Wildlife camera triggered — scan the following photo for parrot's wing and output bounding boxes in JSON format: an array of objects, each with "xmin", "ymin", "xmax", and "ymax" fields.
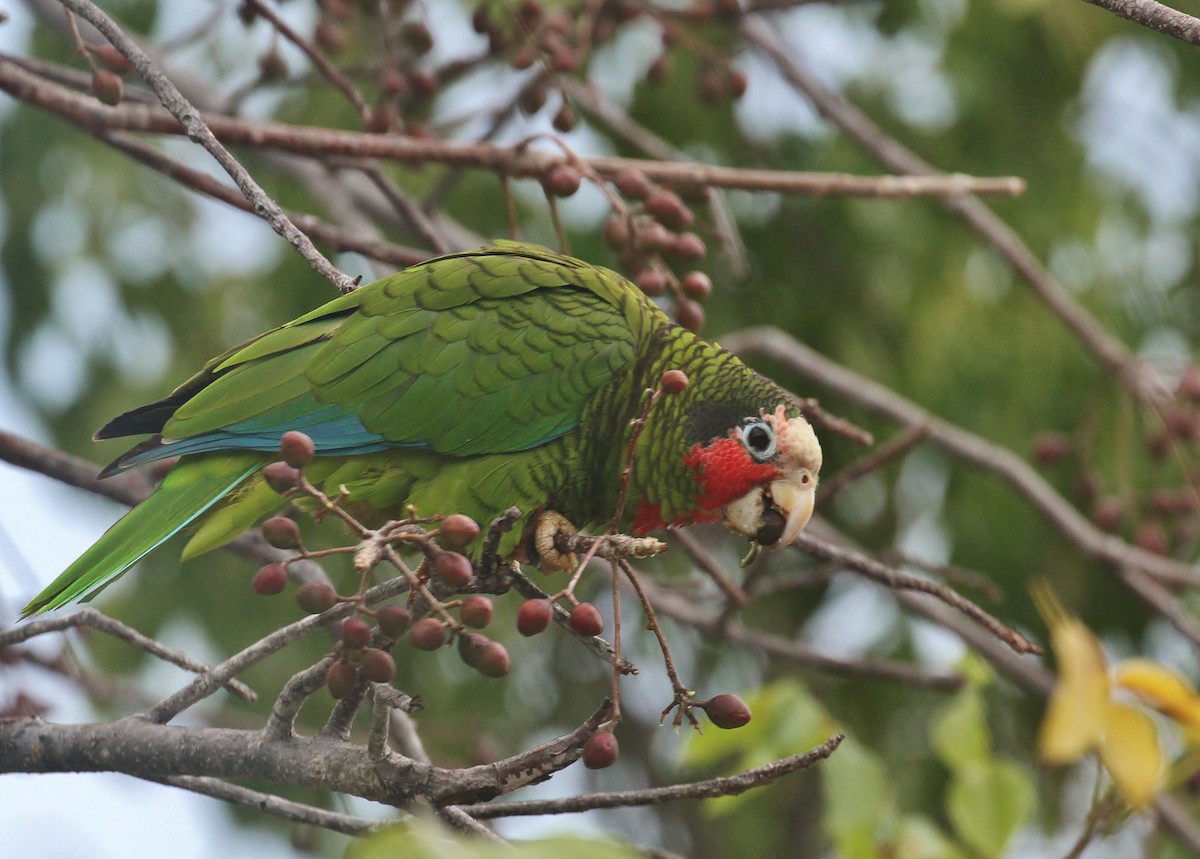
[
  {"xmin": 21, "ymin": 454, "xmax": 261, "ymax": 616},
  {"xmin": 100, "ymin": 245, "xmax": 643, "ymax": 472}
]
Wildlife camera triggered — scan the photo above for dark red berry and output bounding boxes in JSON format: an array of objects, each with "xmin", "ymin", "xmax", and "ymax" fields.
[
  {"xmin": 457, "ymin": 631, "xmax": 486, "ymax": 666},
  {"xmin": 262, "ymin": 516, "xmax": 302, "ymax": 550},
  {"xmin": 340, "ymin": 616, "xmax": 372, "ymax": 650},
  {"xmin": 326, "ymin": 660, "xmax": 358, "ymax": 699},
  {"xmin": 410, "ymin": 618, "xmax": 447, "ymax": 651},
  {"xmin": 645, "ymin": 189, "xmax": 693, "ymax": 228},
  {"xmin": 474, "ymin": 639, "xmax": 511, "ymax": 678},
  {"xmin": 603, "ymin": 215, "xmax": 631, "ymax": 249},
  {"xmin": 91, "ymin": 69, "xmax": 123, "ymax": 105},
  {"xmin": 704, "ymin": 694, "xmax": 752, "ymax": 729},
  {"xmin": 262, "ymin": 461, "xmax": 300, "ymax": 493},
  {"xmin": 637, "ymin": 221, "xmax": 673, "ymax": 251},
  {"xmin": 295, "ymin": 582, "xmax": 338, "ymax": 614},
  {"xmin": 435, "ymin": 552, "xmax": 475, "ymax": 589},
  {"xmin": 439, "ymin": 514, "xmax": 481, "ymax": 549},
  {"xmin": 671, "ymin": 233, "xmax": 706, "ymax": 262},
  {"xmin": 583, "ymin": 731, "xmax": 619, "ymax": 768},
  {"xmin": 1031, "ymin": 433, "xmax": 1071, "ymax": 466},
  {"xmin": 679, "ymin": 270, "xmax": 713, "ymax": 300},
  {"xmin": 376, "ymin": 604, "xmax": 413, "ymax": 637},
  {"xmin": 361, "ymin": 648, "xmax": 396, "ymax": 683},
  {"xmin": 728, "ymin": 68, "xmax": 748, "ymax": 98},
  {"xmin": 1135, "ymin": 521, "xmax": 1169, "ymax": 556},
  {"xmin": 517, "ymin": 599, "xmax": 553, "ymax": 636},
  {"xmin": 569, "ymin": 602, "xmax": 604, "ymax": 637},
  {"xmin": 252, "ymin": 563, "xmax": 287, "ymax": 595},
  {"xmin": 280, "ymin": 431, "xmax": 316, "ymax": 468},
  {"xmin": 614, "ymin": 169, "xmax": 652, "ymax": 198},
  {"xmin": 544, "ymin": 164, "xmax": 582, "ymax": 197},
  {"xmin": 635, "ymin": 267, "xmax": 667, "ymax": 296},
  {"xmin": 1091, "ymin": 497, "xmax": 1123, "ymax": 533},
  {"xmin": 660, "ymin": 370, "xmax": 689, "ymax": 394},
  {"xmin": 460, "ymin": 595, "xmax": 494, "ymax": 629},
  {"xmin": 552, "ymin": 102, "xmax": 578, "ymax": 132},
  {"xmin": 676, "ymin": 299, "xmax": 705, "ymax": 332}
]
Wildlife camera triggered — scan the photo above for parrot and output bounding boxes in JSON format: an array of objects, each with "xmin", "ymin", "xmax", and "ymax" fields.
[{"xmin": 23, "ymin": 242, "xmax": 821, "ymax": 616}]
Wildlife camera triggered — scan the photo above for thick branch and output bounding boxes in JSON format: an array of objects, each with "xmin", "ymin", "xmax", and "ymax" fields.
[
  {"xmin": 1079, "ymin": 0, "xmax": 1200, "ymax": 45},
  {"xmin": 0, "ymin": 55, "xmax": 1024, "ymax": 200},
  {"xmin": 1, "ymin": 701, "xmax": 611, "ymax": 806}
]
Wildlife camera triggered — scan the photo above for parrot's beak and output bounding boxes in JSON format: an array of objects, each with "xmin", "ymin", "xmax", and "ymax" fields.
[
  {"xmin": 720, "ymin": 470, "xmax": 817, "ymax": 550},
  {"xmin": 767, "ymin": 477, "xmax": 816, "ymax": 548}
]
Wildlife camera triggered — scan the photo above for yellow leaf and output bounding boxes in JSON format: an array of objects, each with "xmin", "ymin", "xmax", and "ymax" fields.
[
  {"xmin": 1114, "ymin": 659, "xmax": 1200, "ymax": 735},
  {"xmin": 1098, "ymin": 701, "xmax": 1165, "ymax": 808},
  {"xmin": 1038, "ymin": 616, "xmax": 1109, "ymax": 763}
]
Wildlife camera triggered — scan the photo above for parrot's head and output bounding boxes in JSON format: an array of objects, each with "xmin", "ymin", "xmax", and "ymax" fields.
[{"xmin": 681, "ymin": 405, "xmax": 822, "ymax": 550}]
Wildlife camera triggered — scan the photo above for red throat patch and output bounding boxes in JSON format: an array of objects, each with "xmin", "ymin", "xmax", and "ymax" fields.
[{"xmin": 630, "ymin": 436, "xmax": 782, "ymax": 534}]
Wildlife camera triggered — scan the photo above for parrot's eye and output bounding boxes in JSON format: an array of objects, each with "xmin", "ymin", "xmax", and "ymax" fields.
[{"xmin": 741, "ymin": 419, "xmax": 777, "ymax": 461}]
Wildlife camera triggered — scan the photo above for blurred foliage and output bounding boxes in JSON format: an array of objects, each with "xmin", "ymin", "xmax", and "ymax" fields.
[{"xmin": 4, "ymin": 0, "xmax": 1200, "ymax": 856}]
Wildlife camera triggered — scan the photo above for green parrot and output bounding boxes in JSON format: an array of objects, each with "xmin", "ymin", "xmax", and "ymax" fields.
[{"xmin": 23, "ymin": 242, "xmax": 821, "ymax": 616}]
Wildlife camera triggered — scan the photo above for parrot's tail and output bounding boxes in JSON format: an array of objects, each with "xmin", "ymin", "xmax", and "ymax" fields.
[{"xmin": 21, "ymin": 454, "xmax": 262, "ymax": 617}]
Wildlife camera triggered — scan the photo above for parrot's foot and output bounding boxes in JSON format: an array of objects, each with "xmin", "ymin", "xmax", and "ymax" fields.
[{"xmin": 529, "ymin": 510, "xmax": 578, "ymax": 573}]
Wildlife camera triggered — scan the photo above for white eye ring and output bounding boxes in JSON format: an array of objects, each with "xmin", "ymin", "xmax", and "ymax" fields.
[{"xmin": 741, "ymin": 419, "xmax": 777, "ymax": 461}]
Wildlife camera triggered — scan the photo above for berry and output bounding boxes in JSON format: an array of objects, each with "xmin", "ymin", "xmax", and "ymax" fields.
[
  {"xmin": 613, "ymin": 169, "xmax": 652, "ymax": 198},
  {"xmin": 583, "ymin": 731, "xmax": 619, "ymax": 768},
  {"xmin": 361, "ymin": 648, "xmax": 396, "ymax": 683},
  {"xmin": 262, "ymin": 516, "xmax": 302, "ymax": 550},
  {"xmin": 1031, "ymin": 433, "xmax": 1071, "ymax": 466},
  {"xmin": 91, "ymin": 69, "xmax": 123, "ymax": 106},
  {"xmin": 603, "ymin": 215, "xmax": 630, "ymax": 249},
  {"xmin": 1091, "ymin": 497, "xmax": 1123, "ymax": 533},
  {"xmin": 434, "ymin": 552, "xmax": 475, "ymax": 589},
  {"xmin": 295, "ymin": 582, "xmax": 338, "ymax": 614},
  {"xmin": 679, "ymin": 270, "xmax": 713, "ymax": 300},
  {"xmin": 460, "ymin": 595, "xmax": 494, "ymax": 629},
  {"xmin": 326, "ymin": 660, "xmax": 358, "ymax": 699},
  {"xmin": 553, "ymin": 102, "xmax": 578, "ymax": 133},
  {"xmin": 376, "ymin": 604, "xmax": 413, "ymax": 637},
  {"xmin": 543, "ymin": 164, "xmax": 582, "ymax": 197},
  {"xmin": 634, "ymin": 267, "xmax": 667, "ymax": 296},
  {"xmin": 340, "ymin": 616, "xmax": 372, "ymax": 650},
  {"xmin": 439, "ymin": 514, "xmax": 481, "ymax": 549},
  {"xmin": 517, "ymin": 599, "xmax": 553, "ymax": 636},
  {"xmin": 262, "ymin": 461, "xmax": 300, "ymax": 493},
  {"xmin": 671, "ymin": 233, "xmax": 706, "ymax": 262},
  {"xmin": 660, "ymin": 369, "xmax": 689, "ymax": 394},
  {"xmin": 645, "ymin": 189, "xmax": 693, "ymax": 228},
  {"xmin": 410, "ymin": 618, "xmax": 447, "ymax": 651},
  {"xmin": 252, "ymin": 563, "xmax": 287, "ymax": 595},
  {"xmin": 755, "ymin": 508, "xmax": 786, "ymax": 547},
  {"xmin": 280, "ymin": 431, "xmax": 316, "ymax": 468},
  {"xmin": 568, "ymin": 602, "xmax": 604, "ymax": 637},
  {"xmin": 703, "ymin": 694, "xmax": 752, "ymax": 729},
  {"xmin": 676, "ymin": 299, "xmax": 705, "ymax": 332},
  {"xmin": 728, "ymin": 68, "xmax": 749, "ymax": 98},
  {"xmin": 475, "ymin": 639, "xmax": 511, "ymax": 678},
  {"xmin": 457, "ymin": 631, "xmax": 486, "ymax": 666}
]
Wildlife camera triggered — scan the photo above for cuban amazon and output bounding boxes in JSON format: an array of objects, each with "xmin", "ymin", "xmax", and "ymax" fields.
[{"xmin": 24, "ymin": 242, "xmax": 821, "ymax": 616}]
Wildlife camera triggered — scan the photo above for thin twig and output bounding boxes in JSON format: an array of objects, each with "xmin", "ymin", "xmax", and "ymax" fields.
[
  {"xmin": 460, "ymin": 733, "xmax": 845, "ymax": 818},
  {"xmin": 54, "ymin": 0, "xmax": 356, "ymax": 292},
  {"xmin": 1, "ymin": 608, "xmax": 255, "ymax": 700},
  {"xmin": 1078, "ymin": 0, "xmax": 1200, "ymax": 45}
]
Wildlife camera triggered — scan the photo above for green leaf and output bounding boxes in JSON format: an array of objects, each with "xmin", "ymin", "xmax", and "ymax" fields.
[
  {"xmin": 946, "ymin": 761, "xmax": 1035, "ymax": 859},
  {"xmin": 930, "ymin": 687, "xmax": 992, "ymax": 772},
  {"xmin": 823, "ymin": 738, "xmax": 899, "ymax": 855},
  {"xmin": 896, "ymin": 815, "xmax": 970, "ymax": 859},
  {"xmin": 346, "ymin": 819, "xmax": 643, "ymax": 859}
]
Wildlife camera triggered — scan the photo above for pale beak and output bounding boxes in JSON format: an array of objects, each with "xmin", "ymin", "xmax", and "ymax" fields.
[{"xmin": 767, "ymin": 476, "xmax": 816, "ymax": 548}]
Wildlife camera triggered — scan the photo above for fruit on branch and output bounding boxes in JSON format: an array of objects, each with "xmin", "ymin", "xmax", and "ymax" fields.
[
  {"xmin": 517, "ymin": 599, "xmax": 553, "ymax": 636},
  {"xmin": 360, "ymin": 647, "xmax": 396, "ymax": 683},
  {"xmin": 295, "ymin": 582, "xmax": 338, "ymax": 614},
  {"xmin": 24, "ymin": 242, "xmax": 821, "ymax": 616},
  {"xmin": 326, "ymin": 660, "xmax": 358, "ymax": 699},
  {"xmin": 568, "ymin": 602, "xmax": 604, "ymax": 637},
  {"xmin": 261, "ymin": 516, "xmax": 302, "ymax": 550},
  {"xmin": 252, "ymin": 563, "xmax": 288, "ymax": 595},
  {"xmin": 702, "ymin": 693, "xmax": 752, "ymax": 729},
  {"xmin": 376, "ymin": 604, "xmax": 413, "ymax": 636},
  {"xmin": 410, "ymin": 618, "xmax": 447, "ymax": 651},
  {"xmin": 460, "ymin": 595, "xmax": 494, "ymax": 629},
  {"xmin": 434, "ymin": 551, "xmax": 475, "ymax": 589},
  {"xmin": 340, "ymin": 616, "xmax": 372, "ymax": 650},
  {"xmin": 583, "ymin": 731, "xmax": 619, "ymax": 769}
]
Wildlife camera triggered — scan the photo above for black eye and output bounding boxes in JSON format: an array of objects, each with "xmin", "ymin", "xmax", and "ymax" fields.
[{"xmin": 742, "ymin": 420, "xmax": 776, "ymax": 461}]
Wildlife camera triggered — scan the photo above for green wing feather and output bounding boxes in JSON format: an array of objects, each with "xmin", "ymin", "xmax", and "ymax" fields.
[
  {"xmin": 25, "ymin": 243, "xmax": 660, "ymax": 616},
  {"xmin": 21, "ymin": 454, "xmax": 261, "ymax": 616}
]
